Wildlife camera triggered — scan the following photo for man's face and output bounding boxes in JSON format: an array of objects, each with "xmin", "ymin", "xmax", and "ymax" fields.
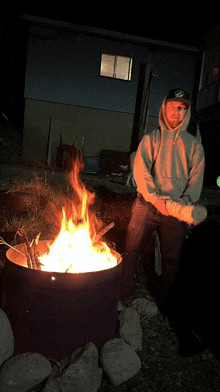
[{"xmin": 165, "ymin": 101, "xmax": 187, "ymax": 129}]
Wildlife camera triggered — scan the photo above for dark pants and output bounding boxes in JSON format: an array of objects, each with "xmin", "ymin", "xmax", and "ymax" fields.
[
  {"xmin": 168, "ymin": 220, "xmax": 220, "ymax": 357},
  {"xmin": 121, "ymin": 193, "xmax": 188, "ymax": 298}
]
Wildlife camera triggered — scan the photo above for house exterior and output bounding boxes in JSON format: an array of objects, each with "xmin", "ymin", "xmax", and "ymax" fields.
[
  {"xmin": 21, "ymin": 15, "xmax": 199, "ymax": 165},
  {"xmin": 195, "ymin": 24, "xmax": 220, "ymax": 186}
]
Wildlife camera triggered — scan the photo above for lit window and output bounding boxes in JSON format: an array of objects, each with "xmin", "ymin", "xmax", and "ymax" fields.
[{"xmin": 100, "ymin": 53, "xmax": 133, "ymax": 81}]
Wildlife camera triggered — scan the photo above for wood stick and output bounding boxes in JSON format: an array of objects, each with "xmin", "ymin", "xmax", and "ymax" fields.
[
  {"xmin": 46, "ymin": 116, "xmax": 53, "ymax": 165},
  {"xmin": 65, "ymin": 263, "xmax": 73, "ymax": 273},
  {"xmin": 93, "ymin": 222, "xmax": 115, "ymax": 244},
  {"xmin": 24, "ymin": 246, "xmax": 32, "ymax": 269},
  {"xmin": 73, "ymin": 134, "xmax": 77, "ymax": 148},
  {"xmin": 31, "ymin": 232, "xmax": 42, "ymax": 270},
  {"xmin": 17, "ymin": 228, "xmax": 37, "ymax": 269},
  {"xmin": 0, "ymin": 237, "xmax": 25, "ymax": 256}
]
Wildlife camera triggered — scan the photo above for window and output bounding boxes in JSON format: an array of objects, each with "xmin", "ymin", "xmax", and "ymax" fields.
[{"xmin": 100, "ymin": 53, "xmax": 133, "ymax": 81}]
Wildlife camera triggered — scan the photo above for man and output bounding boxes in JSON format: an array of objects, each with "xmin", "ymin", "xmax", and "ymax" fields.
[{"xmin": 120, "ymin": 88, "xmax": 205, "ymax": 312}]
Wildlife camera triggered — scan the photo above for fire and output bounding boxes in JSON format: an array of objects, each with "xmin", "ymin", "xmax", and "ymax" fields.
[{"xmin": 39, "ymin": 157, "xmax": 117, "ymax": 273}]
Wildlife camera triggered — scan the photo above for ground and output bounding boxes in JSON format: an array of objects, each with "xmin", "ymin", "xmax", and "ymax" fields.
[{"xmin": 0, "ymin": 163, "xmax": 220, "ymax": 392}]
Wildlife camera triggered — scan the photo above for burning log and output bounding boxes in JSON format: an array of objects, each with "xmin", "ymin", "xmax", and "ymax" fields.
[
  {"xmin": 17, "ymin": 228, "xmax": 36, "ymax": 269},
  {"xmin": 17, "ymin": 229, "xmax": 42, "ymax": 270},
  {"xmin": 30, "ymin": 232, "xmax": 44, "ymax": 270},
  {"xmin": 165, "ymin": 200, "xmax": 207, "ymax": 225}
]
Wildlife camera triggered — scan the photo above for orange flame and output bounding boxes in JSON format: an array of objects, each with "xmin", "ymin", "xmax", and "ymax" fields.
[{"xmin": 39, "ymin": 157, "xmax": 117, "ymax": 273}]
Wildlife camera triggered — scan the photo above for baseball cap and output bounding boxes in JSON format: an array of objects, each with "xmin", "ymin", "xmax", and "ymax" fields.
[{"xmin": 165, "ymin": 88, "xmax": 191, "ymax": 106}]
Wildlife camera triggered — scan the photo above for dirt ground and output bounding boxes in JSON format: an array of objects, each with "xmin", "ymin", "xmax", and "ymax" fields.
[{"xmin": 0, "ymin": 165, "xmax": 220, "ymax": 392}]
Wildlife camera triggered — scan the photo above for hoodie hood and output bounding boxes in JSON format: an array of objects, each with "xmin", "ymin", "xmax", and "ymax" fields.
[{"xmin": 159, "ymin": 96, "xmax": 191, "ymax": 140}]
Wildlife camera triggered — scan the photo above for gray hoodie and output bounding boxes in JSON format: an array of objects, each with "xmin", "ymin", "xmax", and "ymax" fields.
[{"xmin": 134, "ymin": 97, "xmax": 205, "ymax": 205}]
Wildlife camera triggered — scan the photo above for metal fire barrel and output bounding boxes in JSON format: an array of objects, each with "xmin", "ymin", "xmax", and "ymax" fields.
[{"xmin": 3, "ymin": 241, "xmax": 122, "ymax": 361}]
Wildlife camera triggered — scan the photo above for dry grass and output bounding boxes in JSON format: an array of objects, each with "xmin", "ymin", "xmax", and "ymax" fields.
[
  {"xmin": 0, "ymin": 178, "xmax": 71, "ymax": 241},
  {"xmin": 0, "ymin": 177, "xmax": 135, "ymax": 246}
]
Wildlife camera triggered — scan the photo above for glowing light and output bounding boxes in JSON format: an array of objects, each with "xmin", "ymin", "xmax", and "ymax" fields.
[{"xmin": 39, "ymin": 158, "xmax": 117, "ymax": 273}]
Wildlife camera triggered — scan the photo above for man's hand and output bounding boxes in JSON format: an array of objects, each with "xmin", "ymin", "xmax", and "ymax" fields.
[{"xmin": 154, "ymin": 199, "xmax": 169, "ymax": 216}]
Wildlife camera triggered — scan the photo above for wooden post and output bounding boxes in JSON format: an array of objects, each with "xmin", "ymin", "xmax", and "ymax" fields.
[{"xmin": 46, "ymin": 116, "xmax": 54, "ymax": 165}]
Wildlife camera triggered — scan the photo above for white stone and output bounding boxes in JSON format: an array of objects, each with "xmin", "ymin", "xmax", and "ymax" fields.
[
  {"xmin": 130, "ymin": 298, "xmax": 159, "ymax": 318},
  {"xmin": 119, "ymin": 307, "xmax": 143, "ymax": 351},
  {"xmin": 0, "ymin": 352, "xmax": 52, "ymax": 392},
  {"xmin": 118, "ymin": 301, "xmax": 125, "ymax": 312},
  {"xmin": 0, "ymin": 308, "xmax": 14, "ymax": 367},
  {"xmin": 100, "ymin": 338, "xmax": 141, "ymax": 386},
  {"xmin": 43, "ymin": 342, "xmax": 102, "ymax": 392}
]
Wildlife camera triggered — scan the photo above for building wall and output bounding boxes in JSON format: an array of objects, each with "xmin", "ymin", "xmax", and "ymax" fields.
[
  {"xmin": 23, "ymin": 26, "xmax": 150, "ymax": 162},
  {"xmin": 149, "ymin": 50, "xmax": 197, "ymax": 117},
  {"xmin": 23, "ymin": 99, "xmax": 134, "ymax": 162},
  {"xmin": 24, "ymin": 27, "xmax": 149, "ymax": 113},
  {"xmin": 23, "ymin": 24, "xmax": 198, "ymax": 163}
]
